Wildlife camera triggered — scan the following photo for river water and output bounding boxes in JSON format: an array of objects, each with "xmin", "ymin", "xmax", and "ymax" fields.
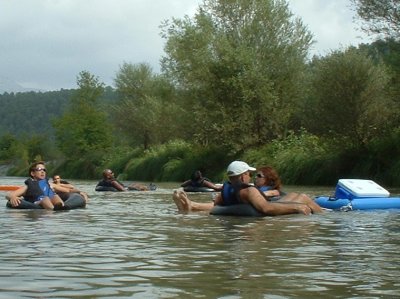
[{"xmin": 0, "ymin": 176, "xmax": 399, "ymax": 298}]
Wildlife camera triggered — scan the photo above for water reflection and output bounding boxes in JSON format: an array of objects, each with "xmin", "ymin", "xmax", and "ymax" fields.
[{"xmin": 0, "ymin": 177, "xmax": 399, "ymax": 298}]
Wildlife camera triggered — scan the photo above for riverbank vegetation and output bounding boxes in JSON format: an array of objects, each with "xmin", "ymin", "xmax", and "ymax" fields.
[{"xmin": 1, "ymin": 0, "xmax": 400, "ymax": 186}]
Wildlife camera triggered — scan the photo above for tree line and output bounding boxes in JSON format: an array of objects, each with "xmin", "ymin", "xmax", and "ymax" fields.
[{"xmin": 1, "ymin": 0, "xmax": 400, "ymax": 186}]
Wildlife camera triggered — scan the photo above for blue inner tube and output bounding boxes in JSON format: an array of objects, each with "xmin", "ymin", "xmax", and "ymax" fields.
[
  {"xmin": 315, "ymin": 196, "xmax": 400, "ymax": 210},
  {"xmin": 6, "ymin": 193, "xmax": 86, "ymax": 210},
  {"xmin": 210, "ymin": 204, "xmax": 264, "ymax": 217}
]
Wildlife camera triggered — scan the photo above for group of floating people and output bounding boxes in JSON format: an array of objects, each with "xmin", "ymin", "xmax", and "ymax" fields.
[
  {"xmin": 5, "ymin": 161, "xmax": 89, "ymax": 210},
  {"xmin": 174, "ymin": 161, "xmax": 323, "ymax": 216},
  {"xmin": 3, "ymin": 159, "xmax": 323, "ymax": 216},
  {"xmin": 3, "ymin": 161, "xmax": 157, "ymax": 210}
]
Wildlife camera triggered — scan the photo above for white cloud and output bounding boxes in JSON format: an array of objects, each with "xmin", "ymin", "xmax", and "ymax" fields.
[
  {"xmin": 0, "ymin": 0, "xmax": 371, "ymax": 91},
  {"xmin": 288, "ymin": 0, "xmax": 370, "ymax": 56},
  {"xmin": 1, "ymin": 0, "xmax": 199, "ymax": 90}
]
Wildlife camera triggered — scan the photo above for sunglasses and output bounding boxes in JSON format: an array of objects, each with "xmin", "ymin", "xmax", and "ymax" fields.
[
  {"xmin": 34, "ymin": 167, "xmax": 47, "ymax": 172},
  {"xmin": 256, "ymin": 174, "xmax": 265, "ymax": 178}
]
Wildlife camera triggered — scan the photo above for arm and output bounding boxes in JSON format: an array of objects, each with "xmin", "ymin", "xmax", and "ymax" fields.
[
  {"xmin": 59, "ymin": 183, "xmax": 83, "ymax": 194},
  {"xmin": 263, "ymin": 189, "xmax": 280, "ymax": 197},
  {"xmin": 51, "ymin": 183, "xmax": 89, "ymax": 202},
  {"xmin": 51, "ymin": 183, "xmax": 72, "ymax": 193},
  {"xmin": 244, "ymin": 187, "xmax": 311, "ymax": 216},
  {"xmin": 111, "ymin": 180, "xmax": 126, "ymax": 191},
  {"xmin": 59, "ymin": 182, "xmax": 75, "ymax": 190},
  {"xmin": 180, "ymin": 180, "xmax": 192, "ymax": 187},
  {"xmin": 5, "ymin": 185, "xmax": 28, "ymax": 207},
  {"xmin": 202, "ymin": 180, "xmax": 223, "ymax": 191}
]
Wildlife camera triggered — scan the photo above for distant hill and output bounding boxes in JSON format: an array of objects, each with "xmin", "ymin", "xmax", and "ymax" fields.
[
  {"xmin": 0, "ymin": 76, "xmax": 43, "ymax": 94},
  {"xmin": 0, "ymin": 87, "xmax": 118, "ymax": 138}
]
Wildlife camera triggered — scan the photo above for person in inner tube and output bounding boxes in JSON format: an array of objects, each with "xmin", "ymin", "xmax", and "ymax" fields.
[
  {"xmin": 173, "ymin": 161, "xmax": 321, "ymax": 215},
  {"xmin": 180, "ymin": 170, "xmax": 222, "ymax": 191},
  {"xmin": 6, "ymin": 161, "xmax": 66, "ymax": 210},
  {"xmin": 96, "ymin": 169, "xmax": 154, "ymax": 191},
  {"xmin": 52, "ymin": 174, "xmax": 89, "ymax": 203},
  {"xmin": 96, "ymin": 169, "xmax": 126, "ymax": 191}
]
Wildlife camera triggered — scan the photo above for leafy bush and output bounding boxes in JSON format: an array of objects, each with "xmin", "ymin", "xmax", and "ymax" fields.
[{"xmin": 122, "ymin": 140, "xmax": 230, "ymax": 182}]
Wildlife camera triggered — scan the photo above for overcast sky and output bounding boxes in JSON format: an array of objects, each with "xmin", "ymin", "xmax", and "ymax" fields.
[{"xmin": 0, "ymin": 0, "xmax": 371, "ymax": 91}]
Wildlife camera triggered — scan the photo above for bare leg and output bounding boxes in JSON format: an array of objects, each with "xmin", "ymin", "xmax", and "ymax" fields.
[
  {"xmin": 39, "ymin": 197, "xmax": 55, "ymax": 210},
  {"xmin": 172, "ymin": 190, "xmax": 214, "ymax": 213},
  {"xmin": 280, "ymin": 192, "xmax": 324, "ymax": 213},
  {"xmin": 52, "ymin": 194, "xmax": 65, "ymax": 206}
]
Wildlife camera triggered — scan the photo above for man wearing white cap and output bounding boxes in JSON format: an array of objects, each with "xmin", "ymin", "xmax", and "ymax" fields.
[{"xmin": 173, "ymin": 161, "xmax": 312, "ymax": 216}]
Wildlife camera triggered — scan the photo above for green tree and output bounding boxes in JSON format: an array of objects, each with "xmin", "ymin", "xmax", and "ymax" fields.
[
  {"xmin": 351, "ymin": 0, "xmax": 400, "ymax": 39},
  {"xmin": 160, "ymin": 0, "xmax": 313, "ymax": 152},
  {"xmin": 0, "ymin": 133, "xmax": 19, "ymax": 162},
  {"xmin": 303, "ymin": 47, "xmax": 393, "ymax": 146},
  {"xmin": 0, "ymin": 89, "xmax": 74, "ymax": 138},
  {"xmin": 114, "ymin": 62, "xmax": 180, "ymax": 150},
  {"xmin": 53, "ymin": 71, "xmax": 113, "ymax": 177}
]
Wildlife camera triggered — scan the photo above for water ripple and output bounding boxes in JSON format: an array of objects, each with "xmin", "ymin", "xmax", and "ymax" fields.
[{"xmin": 1, "ymin": 179, "xmax": 400, "ymax": 298}]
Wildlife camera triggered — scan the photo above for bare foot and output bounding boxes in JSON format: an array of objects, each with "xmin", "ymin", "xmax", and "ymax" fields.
[{"xmin": 172, "ymin": 190, "xmax": 192, "ymax": 212}]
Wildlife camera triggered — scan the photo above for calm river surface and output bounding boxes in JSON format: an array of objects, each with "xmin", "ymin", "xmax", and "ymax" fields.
[{"xmin": 0, "ymin": 176, "xmax": 399, "ymax": 298}]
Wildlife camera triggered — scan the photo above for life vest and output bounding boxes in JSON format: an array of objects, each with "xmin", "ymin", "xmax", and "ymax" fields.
[
  {"xmin": 258, "ymin": 185, "xmax": 272, "ymax": 192},
  {"xmin": 23, "ymin": 178, "xmax": 55, "ymax": 203},
  {"xmin": 96, "ymin": 179, "xmax": 124, "ymax": 188},
  {"xmin": 220, "ymin": 181, "xmax": 252, "ymax": 206}
]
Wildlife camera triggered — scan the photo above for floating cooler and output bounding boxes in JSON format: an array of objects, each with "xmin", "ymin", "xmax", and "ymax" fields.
[{"xmin": 334, "ymin": 179, "xmax": 390, "ymax": 199}]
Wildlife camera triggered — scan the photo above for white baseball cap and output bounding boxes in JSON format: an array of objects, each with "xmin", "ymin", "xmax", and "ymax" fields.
[{"xmin": 226, "ymin": 161, "xmax": 256, "ymax": 176}]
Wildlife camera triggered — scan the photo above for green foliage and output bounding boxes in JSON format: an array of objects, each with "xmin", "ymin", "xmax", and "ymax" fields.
[
  {"xmin": 243, "ymin": 129, "xmax": 341, "ymax": 185},
  {"xmin": 113, "ymin": 63, "xmax": 181, "ymax": 150},
  {"xmin": 360, "ymin": 39, "xmax": 400, "ymax": 125},
  {"xmin": 302, "ymin": 47, "xmax": 393, "ymax": 146},
  {"xmin": 122, "ymin": 140, "xmax": 193, "ymax": 181},
  {"xmin": 53, "ymin": 71, "xmax": 114, "ymax": 178},
  {"xmin": 0, "ymin": 132, "xmax": 60, "ymax": 176},
  {"xmin": 351, "ymin": 0, "xmax": 400, "ymax": 39},
  {"xmin": 120, "ymin": 140, "xmax": 230, "ymax": 182},
  {"xmin": 161, "ymin": 0, "xmax": 313, "ymax": 152},
  {"xmin": 0, "ymin": 89, "xmax": 74, "ymax": 138},
  {"xmin": 0, "ymin": 133, "xmax": 19, "ymax": 162},
  {"xmin": 361, "ymin": 127, "xmax": 400, "ymax": 185}
]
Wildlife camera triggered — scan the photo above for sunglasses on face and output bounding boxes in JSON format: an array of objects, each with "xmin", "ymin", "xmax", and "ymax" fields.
[
  {"xmin": 34, "ymin": 168, "xmax": 46, "ymax": 172},
  {"xmin": 256, "ymin": 174, "xmax": 265, "ymax": 178}
]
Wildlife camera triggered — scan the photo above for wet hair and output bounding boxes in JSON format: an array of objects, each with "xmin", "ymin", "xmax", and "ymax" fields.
[
  {"xmin": 191, "ymin": 170, "xmax": 202, "ymax": 181},
  {"xmin": 257, "ymin": 166, "xmax": 282, "ymax": 190}
]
